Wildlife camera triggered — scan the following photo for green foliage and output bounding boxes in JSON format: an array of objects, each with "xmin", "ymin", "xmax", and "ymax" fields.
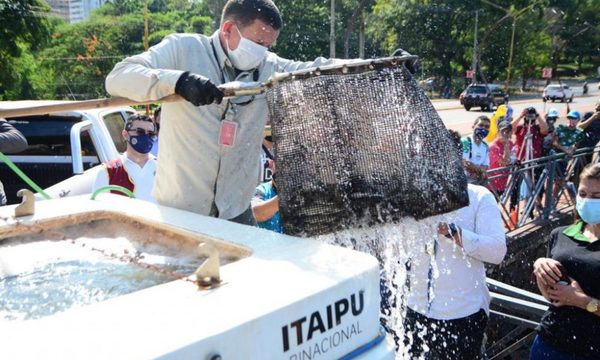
[
  {"xmin": 31, "ymin": 0, "xmax": 213, "ymax": 99},
  {"xmin": 272, "ymin": 0, "xmax": 330, "ymax": 60},
  {"xmin": 0, "ymin": 0, "xmax": 53, "ymax": 99},
  {"xmin": 3, "ymin": 0, "xmax": 599, "ymax": 100}
]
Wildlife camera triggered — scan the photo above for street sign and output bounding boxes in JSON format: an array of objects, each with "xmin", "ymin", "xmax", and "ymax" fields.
[
  {"xmin": 542, "ymin": 67, "xmax": 553, "ymax": 79},
  {"xmin": 466, "ymin": 70, "xmax": 475, "ymax": 79}
]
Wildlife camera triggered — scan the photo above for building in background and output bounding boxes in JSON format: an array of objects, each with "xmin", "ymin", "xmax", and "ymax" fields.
[{"xmin": 46, "ymin": 0, "xmax": 106, "ymax": 23}]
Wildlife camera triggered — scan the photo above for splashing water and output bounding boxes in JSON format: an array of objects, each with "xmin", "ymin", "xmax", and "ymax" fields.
[{"xmin": 315, "ymin": 214, "xmax": 453, "ymax": 359}]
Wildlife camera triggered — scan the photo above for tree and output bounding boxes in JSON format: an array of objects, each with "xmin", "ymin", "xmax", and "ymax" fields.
[
  {"xmin": 546, "ymin": 0, "xmax": 600, "ymax": 76},
  {"xmin": 273, "ymin": 0, "xmax": 376, "ymax": 61},
  {"xmin": 0, "ymin": 0, "xmax": 53, "ymax": 99},
  {"xmin": 34, "ymin": 0, "xmax": 212, "ymax": 99},
  {"xmin": 368, "ymin": 0, "xmax": 475, "ymax": 92}
]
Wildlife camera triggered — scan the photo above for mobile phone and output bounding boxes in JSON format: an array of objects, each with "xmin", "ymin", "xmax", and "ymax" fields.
[{"xmin": 557, "ymin": 264, "xmax": 570, "ymax": 285}]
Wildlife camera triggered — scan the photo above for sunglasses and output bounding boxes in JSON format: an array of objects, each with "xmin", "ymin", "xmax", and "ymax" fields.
[{"xmin": 129, "ymin": 128, "xmax": 157, "ymax": 138}]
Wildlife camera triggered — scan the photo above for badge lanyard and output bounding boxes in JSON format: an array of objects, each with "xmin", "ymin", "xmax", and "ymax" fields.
[
  {"xmin": 403, "ymin": 232, "xmax": 438, "ymax": 316},
  {"xmin": 425, "ymin": 234, "xmax": 438, "ymax": 315},
  {"xmin": 210, "ymin": 38, "xmax": 239, "ymax": 148},
  {"xmin": 218, "ymin": 101, "xmax": 238, "ymax": 147}
]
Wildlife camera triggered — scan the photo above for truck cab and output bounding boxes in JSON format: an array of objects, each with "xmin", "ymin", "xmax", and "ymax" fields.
[{"xmin": 0, "ymin": 101, "xmax": 134, "ymax": 204}]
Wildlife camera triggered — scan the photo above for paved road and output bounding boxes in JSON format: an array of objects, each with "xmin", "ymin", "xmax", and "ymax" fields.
[{"xmin": 433, "ymin": 82, "xmax": 599, "ymax": 135}]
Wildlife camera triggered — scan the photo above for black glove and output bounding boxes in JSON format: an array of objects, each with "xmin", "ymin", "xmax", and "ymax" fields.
[
  {"xmin": 391, "ymin": 48, "xmax": 419, "ymax": 75},
  {"xmin": 175, "ymin": 72, "xmax": 224, "ymax": 106}
]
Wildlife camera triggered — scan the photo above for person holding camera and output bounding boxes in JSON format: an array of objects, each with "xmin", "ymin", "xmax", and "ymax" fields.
[
  {"xmin": 511, "ymin": 107, "xmax": 549, "ymax": 162},
  {"xmin": 542, "ymin": 108, "xmax": 560, "ymax": 157}
]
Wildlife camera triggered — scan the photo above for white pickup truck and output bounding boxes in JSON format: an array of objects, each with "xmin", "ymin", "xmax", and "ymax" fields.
[
  {"xmin": 0, "ymin": 101, "xmax": 395, "ymax": 359},
  {"xmin": 542, "ymin": 84, "xmax": 574, "ymax": 103}
]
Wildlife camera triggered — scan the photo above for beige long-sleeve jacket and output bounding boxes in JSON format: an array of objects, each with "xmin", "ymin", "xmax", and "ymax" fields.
[{"xmin": 106, "ymin": 31, "xmax": 341, "ymax": 219}]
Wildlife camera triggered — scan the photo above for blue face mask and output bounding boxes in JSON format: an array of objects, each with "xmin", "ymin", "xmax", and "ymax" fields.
[
  {"xmin": 128, "ymin": 134, "xmax": 154, "ymax": 154},
  {"xmin": 474, "ymin": 127, "xmax": 489, "ymax": 139},
  {"xmin": 576, "ymin": 196, "xmax": 600, "ymax": 225}
]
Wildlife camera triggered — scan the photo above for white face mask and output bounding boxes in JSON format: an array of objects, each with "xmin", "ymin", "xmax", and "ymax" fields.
[{"xmin": 225, "ymin": 25, "xmax": 268, "ymax": 71}]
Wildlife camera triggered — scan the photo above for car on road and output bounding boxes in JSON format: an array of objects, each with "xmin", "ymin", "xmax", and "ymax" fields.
[
  {"xmin": 459, "ymin": 84, "xmax": 509, "ymax": 111},
  {"xmin": 419, "ymin": 77, "xmax": 437, "ymax": 92},
  {"xmin": 543, "ymin": 84, "xmax": 574, "ymax": 102}
]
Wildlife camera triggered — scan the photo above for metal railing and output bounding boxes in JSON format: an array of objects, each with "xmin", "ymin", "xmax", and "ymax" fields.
[
  {"xmin": 485, "ymin": 145, "xmax": 599, "ymax": 231},
  {"xmin": 486, "ymin": 277, "xmax": 550, "ymax": 359}
]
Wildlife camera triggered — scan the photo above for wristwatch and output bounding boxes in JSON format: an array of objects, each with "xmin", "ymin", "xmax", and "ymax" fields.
[{"xmin": 586, "ymin": 298, "xmax": 599, "ymax": 313}]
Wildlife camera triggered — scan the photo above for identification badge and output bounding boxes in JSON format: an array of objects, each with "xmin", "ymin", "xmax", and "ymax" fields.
[
  {"xmin": 218, "ymin": 120, "xmax": 238, "ymax": 147},
  {"xmin": 425, "ymin": 239, "xmax": 436, "ymax": 255}
]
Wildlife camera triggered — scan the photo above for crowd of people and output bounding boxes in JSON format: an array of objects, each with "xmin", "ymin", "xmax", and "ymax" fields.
[
  {"xmin": 486, "ymin": 101, "xmax": 600, "ymax": 189},
  {"xmin": 473, "ymin": 100, "xmax": 600, "ymax": 226}
]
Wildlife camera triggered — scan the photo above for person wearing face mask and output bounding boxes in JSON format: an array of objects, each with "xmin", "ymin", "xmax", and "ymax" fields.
[
  {"xmin": 92, "ymin": 114, "xmax": 157, "ymax": 203},
  {"xmin": 542, "ymin": 108, "xmax": 559, "ymax": 157},
  {"xmin": 104, "ymin": 0, "xmax": 368, "ymax": 225},
  {"xmin": 530, "ymin": 163, "xmax": 600, "ymax": 360},
  {"xmin": 551, "ymin": 111, "xmax": 585, "ymax": 198},
  {"xmin": 461, "ymin": 116, "xmax": 491, "ymax": 185},
  {"xmin": 553, "ymin": 110, "xmax": 584, "ymax": 159},
  {"xmin": 489, "ymin": 120, "xmax": 517, "ymax": 195}
]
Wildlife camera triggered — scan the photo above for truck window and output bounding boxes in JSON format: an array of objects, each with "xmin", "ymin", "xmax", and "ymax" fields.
[
  {"xmin": 102, "ymin": 111, "xmax": 128, "ymax": 153},
  {"xmin": 8, "ymin": 116, "xmax": 97, "ymax": 157},
  {"xmin": 467, "ymin": 86, "xmax": 486, "ymax": 94}
]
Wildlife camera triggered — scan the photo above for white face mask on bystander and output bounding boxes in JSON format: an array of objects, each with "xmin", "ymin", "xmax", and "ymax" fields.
[{"xmin": 225, "ymin": 24, "xmax": 268, "ymax": 71}]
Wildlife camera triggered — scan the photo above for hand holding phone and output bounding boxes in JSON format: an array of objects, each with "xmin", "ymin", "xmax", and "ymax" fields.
[{"xmin": 557, "ymin": 264, "xmax": 570, "ymax": 285}]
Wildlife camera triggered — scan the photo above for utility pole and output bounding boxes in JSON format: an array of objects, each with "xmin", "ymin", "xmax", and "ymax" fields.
[
  {"xmin": 330, "ymin": 0, "xmax": 336, "ymax": 58},
  {"xmin": 481, "ymin": 0, "xmax": 543, "ymax": 92},
  {"xmin": 359, "ymin": 17, "xmax": 365, "ymax": 59},
  {"xmin": 505, "ymin": 18, "xmax": 516, "ymax": 91},
  {"xmin": 472, "ymin": 10, "xmax": 479, "ymax": 84}
]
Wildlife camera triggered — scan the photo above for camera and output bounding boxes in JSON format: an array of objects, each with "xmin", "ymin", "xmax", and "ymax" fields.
[{"xmin": 525, "ymin": 107, "xmax": 537, "ymax": 123}]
